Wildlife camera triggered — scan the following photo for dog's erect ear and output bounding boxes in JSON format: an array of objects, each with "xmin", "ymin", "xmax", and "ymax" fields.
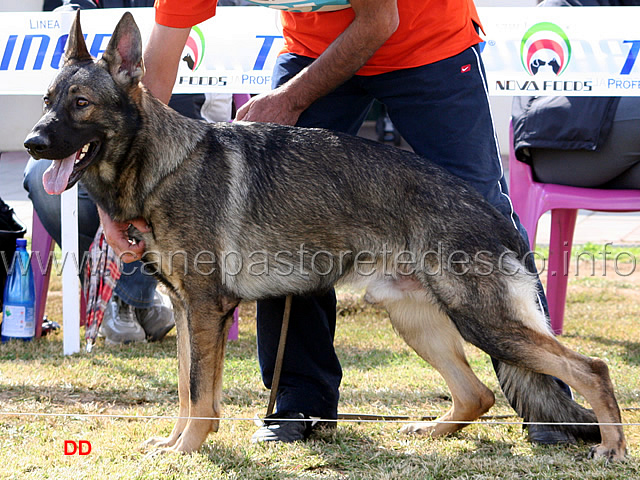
[
  {"xmin": 100, "ymin": 12, "xmax": 144, "ymax": 87},
  {"xmin": 64, "ymin": 10, "xmax": 93, "ymax": 65}
]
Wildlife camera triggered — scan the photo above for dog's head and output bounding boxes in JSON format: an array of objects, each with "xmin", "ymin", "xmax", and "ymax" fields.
[{"xmin": 24, "ymin": 11, "xmax": 144, "ymax": 195}]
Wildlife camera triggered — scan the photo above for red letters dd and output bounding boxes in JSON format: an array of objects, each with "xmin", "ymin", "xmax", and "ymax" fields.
[{"xmin": 64, "ymin": 440, "xmax": 92, "ymax": 455}]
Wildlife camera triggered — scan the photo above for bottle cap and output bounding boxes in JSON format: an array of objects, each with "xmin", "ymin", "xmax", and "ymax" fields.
[{"xmin": 16, "ymin": 238, "xmax": 27, "ymax": 248}]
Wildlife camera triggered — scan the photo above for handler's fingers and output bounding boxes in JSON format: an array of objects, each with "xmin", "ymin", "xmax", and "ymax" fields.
[
  {"xmin": 97, "ymin": 207, "xmax": 147, "ymax": 262},
  {"xmin": 129, "ymin": 217, "xmax": 152, "ymax": 234},
  {"xmin": 234, "ymin": 96, "xmax": 255, "ymax": 122},
  {"xmin": 118, "ymin": 246, "xmax": 146, "ymax": 264}
]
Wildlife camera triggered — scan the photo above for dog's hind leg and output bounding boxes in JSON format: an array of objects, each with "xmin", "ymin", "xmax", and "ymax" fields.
[
  {"xmin": 446, "ymin": 266, "xmax": 626, "ymax": 460},
  {"xmin": 382, "ymin": 294, "xmax": 495, "ymax": 437},
  {"xmin": 144, "ymin": 298, "xmax": 190, "ymax": 449},
  {"xmin": 488, "ymin": 328, "xmax": 625, "ymax": 461}
]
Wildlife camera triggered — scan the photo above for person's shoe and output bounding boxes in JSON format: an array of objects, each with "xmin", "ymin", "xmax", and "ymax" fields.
[
  {"xmin": 527, "ymin": 424, "xmax": 577, "ymax": 445},
  {"xmin": 135, "ymin": 290, "xmax": 175, "ymax": 342},
  {"xmin": 251, "ymin": 411, "xmax": 332, "ymax": 443},
  {"xmin": 99, "ymin": 294, "xmax": 146, "ymax": 345}
]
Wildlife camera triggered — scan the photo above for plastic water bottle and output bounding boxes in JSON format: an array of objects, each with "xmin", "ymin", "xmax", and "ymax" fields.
[{"xmin": 1, "ymin": 238, "xmax": 36, "ymax": 342}]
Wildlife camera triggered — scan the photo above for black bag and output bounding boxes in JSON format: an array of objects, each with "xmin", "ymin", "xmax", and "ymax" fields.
[{"xmin": 0, "ymin": 197, "xmax": 26, "ymax": 307}]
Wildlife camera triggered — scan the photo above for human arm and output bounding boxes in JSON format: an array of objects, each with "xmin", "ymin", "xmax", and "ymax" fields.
[
  {"xmin": 142, "ymin": 23, "xmax": 192, "ymax": 103},
  {"xmin": 236, "ymin": 0, "xmax": 399, "ymax": 125}
]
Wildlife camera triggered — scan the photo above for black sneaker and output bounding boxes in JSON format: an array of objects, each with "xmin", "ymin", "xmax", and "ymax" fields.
[
  {"xmin": 251, "ymin": 411, "xmax": 331, "ymax": 443},
  {"xmin": 527, "ymin": 424, "xmax": 577, "ymax": 445},
  {"xmin": 0, "ymin": 197, "xmax": 26, "ymax": 307}
]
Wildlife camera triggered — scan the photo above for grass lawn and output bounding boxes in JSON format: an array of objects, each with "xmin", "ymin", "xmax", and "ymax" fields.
[{"xmin": 1, "ymin": 246, "xmax": 640, "ymax": 479}]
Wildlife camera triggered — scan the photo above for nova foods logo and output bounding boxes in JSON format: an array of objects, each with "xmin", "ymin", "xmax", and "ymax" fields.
[
  {"xmin": 177, "ymin": 24, "xmax": 230, "ymax": 88},
  {"xmin": 521, "ymin": 22, "xmax": 571, "ymax": 76},
  {"xmin": 182, "ymin": 26, "xmax": 205, "ymax": 71},
  {"xmin": 496, "ymin": 20, "xmax": 589, "ymax": 93}
]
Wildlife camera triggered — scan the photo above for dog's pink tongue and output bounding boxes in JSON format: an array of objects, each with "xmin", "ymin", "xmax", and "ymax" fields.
[{"xmin": 43, "ymin": 155, "xmax": 76, "ymax": 195}]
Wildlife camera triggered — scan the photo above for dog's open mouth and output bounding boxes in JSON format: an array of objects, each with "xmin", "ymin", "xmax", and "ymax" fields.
[{"xmin": 43, "ymin": 141, "xmax": 100, "ymax": 195}]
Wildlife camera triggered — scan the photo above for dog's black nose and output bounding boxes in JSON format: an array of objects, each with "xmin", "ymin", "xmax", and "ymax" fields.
[{"xmin": 24, "ymin": 133, "xmax": 51, "ymax": 157}]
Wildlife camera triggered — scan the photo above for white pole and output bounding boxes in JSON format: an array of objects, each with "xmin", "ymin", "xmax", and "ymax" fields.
[
  {"xmin": 61, "ymin": 185, "xmax": 80, "ymax": 355},
  {"xmin": 57, "ymin": 8, "xmax": 81, "ymax": 356}
]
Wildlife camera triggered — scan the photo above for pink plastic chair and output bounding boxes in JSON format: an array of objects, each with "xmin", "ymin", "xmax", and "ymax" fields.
[
  {"xmin": 508, "ymin": 123, "xmax": 640, "ymax": 335},
  {"xmin": 31, "ymin": 211, "xmax": 56, "ymax": 338},
  {"xmin": 31, "ymin": 211, "xmax": 88, "ymax": 338},
  {"xmin": 232, "ymin": 93, "xmax": 251, "ymax": 112}
]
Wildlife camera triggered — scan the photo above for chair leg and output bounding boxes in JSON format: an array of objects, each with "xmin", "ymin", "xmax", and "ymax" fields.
[
  {"xmin": 546, "ymin": 208, "xmax": 578, "ymax": 335},
  {"xmin": 228, "ymin": 308, "xmax": 239, "ymax": 341},
  {"xmin": 31, "ymin": 211, "xmax": 55, "ymax": 339}
]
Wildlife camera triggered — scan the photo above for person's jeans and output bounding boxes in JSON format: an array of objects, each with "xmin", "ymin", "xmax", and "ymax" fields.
[{"xmin": 23, "ymin": 158, "xmax": 157, "ymax": 308}]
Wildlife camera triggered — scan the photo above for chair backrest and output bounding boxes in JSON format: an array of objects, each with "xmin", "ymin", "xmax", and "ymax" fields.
[
  {"xmin": 507, "ymin": 123, "xmax": 537, "ymax": 219},
  {"xmin": 232, "ymin": 94, "xmax": 251, "ymax": 111}
]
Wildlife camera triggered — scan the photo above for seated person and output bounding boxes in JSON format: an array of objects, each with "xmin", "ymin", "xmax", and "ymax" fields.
[
  {"xmin": 23, "ymin": 0, "xmax": 184, "ymax": 344},
  {"xmin": 512, "ymin": 95, "xmax": 640, "ymax": 189},
  {"xmin": 512, "ymin": 0, "xmax": 640, "ymax": 189},
  {"xmin": 24, "ymin": 158, "xmax": 175, "ymax": 344}
]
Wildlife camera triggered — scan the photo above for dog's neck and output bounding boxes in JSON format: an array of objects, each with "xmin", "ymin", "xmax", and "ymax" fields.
[
  {"xmin": 138, "ymin": 90, "xmax": 207, "ymax": 180},
  {"xmin": 84, "ymin": 88, "xmax": 208, "ymax": 223}
]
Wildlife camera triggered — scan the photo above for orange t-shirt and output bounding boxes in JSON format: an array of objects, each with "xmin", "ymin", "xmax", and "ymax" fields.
[
  {"xmin": 154, "ymin": 0, "xmax": 217, "ymax": 28},
  {"xmin": 281, "ymin": 1, "xmax": 483, "ymax": 75},
  {"xmin": 154, "ymin": 1, "xmax": 484, "ymax": 76}
]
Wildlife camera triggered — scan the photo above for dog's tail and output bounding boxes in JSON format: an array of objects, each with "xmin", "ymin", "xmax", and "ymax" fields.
[{"xmin": 494, "ymin": 359, "xmax": 601, "ymax": 442}]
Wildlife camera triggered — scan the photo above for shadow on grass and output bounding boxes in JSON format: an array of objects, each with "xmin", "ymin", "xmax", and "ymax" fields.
[
  {"xmin": 0, "ymin": 329, "xmax": 420, "ymax": 377},
  {"xmin": 562, "ymin": 333, "xmax": 640, "ymax": 366},
  {"xmin": 195, "ymin": 425, "xmax": 599, "ymax": 478},
  {"xmin": 0, "ymin": 382, "xmax": 179, "ymax": 407},
  {"xmin": 0, "ymin": 329, "xmax": 260, "ymax": 361},
  {"xmin": 335, "ymin": 345, "xmax": 418, "ymax": 371}
]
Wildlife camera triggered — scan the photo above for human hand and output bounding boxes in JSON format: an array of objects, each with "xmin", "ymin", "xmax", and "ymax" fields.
[
  {"xmin": 235, "ymin": 89, "xmax": 303, "ymax": 126},
  {"xmin": 97, "ymin": 207, "xmax": 151, "ymax": 263}
]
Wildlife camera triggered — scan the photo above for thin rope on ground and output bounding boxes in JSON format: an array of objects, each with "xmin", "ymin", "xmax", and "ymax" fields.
[{"xmin": 1, "ymin": 410, "xmax": 639, "ymax": 427}]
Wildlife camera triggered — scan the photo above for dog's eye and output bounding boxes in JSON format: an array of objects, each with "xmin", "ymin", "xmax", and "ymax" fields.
[
  {"xmin": 76, "ymin": 98, "xmax": 90, "ymax": 108},
  {"xmin": 43, "ymin": 96, "xmax": 50, "ymax": 107}
]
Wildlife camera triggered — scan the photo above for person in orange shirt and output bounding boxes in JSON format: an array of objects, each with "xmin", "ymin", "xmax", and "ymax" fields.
[{"xmin": 101, "ymin": 0, "xmax": 579, "ymax": 445}]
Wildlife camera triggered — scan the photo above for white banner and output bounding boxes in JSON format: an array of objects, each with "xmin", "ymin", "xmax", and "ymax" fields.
[
  {"xmin": 0, "ymin": 7, "xmax": 282, "ymax": 95},
  {"xmin": 1, "ymin": 6, "xmax": 640, "ymax": 96},
  {"xmin": 480, "ymin": 7, "xmax": 640, "ymax": 96}
]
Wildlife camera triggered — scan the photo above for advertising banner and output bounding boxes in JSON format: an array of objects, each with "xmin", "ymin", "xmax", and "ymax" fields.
[
  {"xmin": 480, "ymin": 7, "xmax": 640, "ymax": 96},
  {"xmin": 1, "ymin": 6, "xmax": 640, "ymax": 96}
]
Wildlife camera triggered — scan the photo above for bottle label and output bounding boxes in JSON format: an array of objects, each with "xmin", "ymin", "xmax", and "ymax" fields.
[{"xmin": 2, "ymin": 304, "xmax": 35, "ymax": 338}]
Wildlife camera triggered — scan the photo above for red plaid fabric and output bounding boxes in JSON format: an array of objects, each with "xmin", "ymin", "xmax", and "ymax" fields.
[{"xmin": 83, "ymin": 226, "xmax": 121, "ymax": 351}]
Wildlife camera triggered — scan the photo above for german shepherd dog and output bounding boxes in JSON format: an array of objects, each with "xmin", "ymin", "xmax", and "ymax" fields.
[{"xmin": 25, "ymin": 12, "xmax": 626, "ymax": 460}]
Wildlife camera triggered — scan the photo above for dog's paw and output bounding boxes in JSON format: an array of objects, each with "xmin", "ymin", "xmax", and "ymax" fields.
[
  {"xmin": 400, "ymin": 422, "xmax": 438, "ymax": 436},
  {"xmin": 400, "ymin": 420, "xmax": 465, "ymax": 438},
  {"xmin": 142, "ymin": 436, "xmax": 176, "ymax": 449},
  {"xmin": 588, "ymin": 444, "xmax": 627, "ymax": 462},
  {"xmin": 143, "ymin": 447, "xmax": 183, "ymax": 459}
]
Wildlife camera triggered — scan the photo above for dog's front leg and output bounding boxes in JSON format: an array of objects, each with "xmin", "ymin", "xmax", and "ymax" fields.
[
  {"xmin": 164, "ymin": 298, "xmax": 236, "ymax": 454},
  {"xmin": 144, "ymin": 299, "xmax": 190, "ymax": 449}
]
